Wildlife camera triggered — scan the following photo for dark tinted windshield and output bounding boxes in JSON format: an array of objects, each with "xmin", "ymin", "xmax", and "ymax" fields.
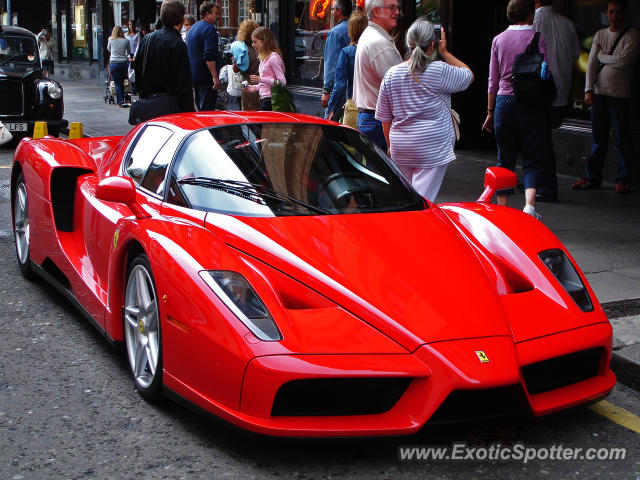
[
  {"xmin": 0, "ymin": 35, "xmax": 38, "ymax": 64},
  {"xmin": 168, "ymin": 123, "xmax": 424, "ymax": 216}
]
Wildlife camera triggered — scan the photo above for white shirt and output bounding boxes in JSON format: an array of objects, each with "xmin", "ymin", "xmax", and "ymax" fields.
[
  {"xmin": 586, "ymin": 26, "xmax": 640, "ymax": 99},
  {"xmin": 533, "ymin": 6, "xmax": 580, "ymax": 107},
  {"xmin": 36, "ymin": 31, "xmax": 53, "ymax": 61},
  {"xmin": 353, "ymin": 22, "xmax": 402, "ymax": 110}
]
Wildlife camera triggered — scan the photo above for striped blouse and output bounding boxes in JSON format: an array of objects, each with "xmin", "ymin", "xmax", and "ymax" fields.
[{"xmin": 376, "ymin": 61, "xmax": 472, "ymax": 168}]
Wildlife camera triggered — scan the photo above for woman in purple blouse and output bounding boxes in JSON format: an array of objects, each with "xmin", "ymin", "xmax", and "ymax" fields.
[{"xmin": 482, "ymin": 0, "xmax": 553, "ymax": 219}]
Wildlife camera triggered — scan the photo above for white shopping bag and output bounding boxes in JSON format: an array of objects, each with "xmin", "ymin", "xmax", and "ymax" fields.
[{"xmin": 0, "ymin": 122, "xmax": 13, "ymax": 146}]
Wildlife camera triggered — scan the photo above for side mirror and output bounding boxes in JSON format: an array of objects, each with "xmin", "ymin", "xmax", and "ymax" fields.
[
  {"xmin": 477, "ymin": 167, "xmax": 517, "ymax": 203},
  {"xmin": 96, "ymin": 176, "xmax": 148, "ymax": 218}
]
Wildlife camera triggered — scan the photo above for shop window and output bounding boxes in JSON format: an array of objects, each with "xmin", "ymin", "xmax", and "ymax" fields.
[
  {"xmin": 416, "ymin": 0, "xmax": 439, "ymax": 23},
  {"xmin": 72, "ymin": 0, "xmax": 89, "ymax": 59},
  {"xmin": 293, "ymin": 0, "xmax": 333, "ymax": 81}
]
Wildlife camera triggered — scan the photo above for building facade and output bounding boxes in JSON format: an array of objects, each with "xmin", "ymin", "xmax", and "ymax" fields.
[{"xmin": 2, "ymin": 0, "xmax": 637, "ymax": 183}]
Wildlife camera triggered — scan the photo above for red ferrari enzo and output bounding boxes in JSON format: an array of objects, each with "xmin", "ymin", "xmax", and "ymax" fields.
[{"xmin": 11, "ymin": 112, "xmax": 615, "ymax": 437}]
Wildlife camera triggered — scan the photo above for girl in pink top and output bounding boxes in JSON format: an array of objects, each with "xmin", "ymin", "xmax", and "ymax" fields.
[{"xmin": 249, "ymin": 27, "xmax": 286, "ymax": 111}]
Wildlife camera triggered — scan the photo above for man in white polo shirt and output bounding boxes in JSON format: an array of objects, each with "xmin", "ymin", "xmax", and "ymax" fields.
[{"xmin": 353, "ymin": 0, "xmax": 402, "ymax": 150}]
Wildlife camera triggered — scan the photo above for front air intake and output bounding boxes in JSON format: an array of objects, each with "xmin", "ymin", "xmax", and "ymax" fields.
[
  {"xmin": 521, "ymin": 347, "xmax": 603, "ymax": 395},
  {"xmin": 271, "ymin": 377, "xmax": 412, "ymax": 416},
  {"xmin": 428, "ymin": 385, "xmax": 530, "ymax": 423}
]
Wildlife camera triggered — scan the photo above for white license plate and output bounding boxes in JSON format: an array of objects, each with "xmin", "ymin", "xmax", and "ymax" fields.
[{"xmin": 5, "ymin": 123, "xmax": 28, "ymax": 132}]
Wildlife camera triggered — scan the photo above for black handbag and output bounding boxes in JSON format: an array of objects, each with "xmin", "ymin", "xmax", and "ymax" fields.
[
  {"xmin": 128, "ymin": 33, "xmax": 180, "ymax": 125},
  {"xmin": 128, "ymin": 95, "xmax": 180, "ymax": 125}
]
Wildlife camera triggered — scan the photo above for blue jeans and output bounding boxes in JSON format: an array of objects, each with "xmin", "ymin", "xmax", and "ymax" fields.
[
  {"xmin": 194, "ymin": 83, "xmax": 218, "ymax": 111},
  {"xmin": 494, "ymin": 95, "xmax": 549, "ymax": 195},
  {"xmin": 109, "ymin": 62, "xmax": 128, "ymax": 105},
  {"xmin": 587, "ymin": 94, "xmax": 633, "ymax": 184},
  {"xmin": 357, "ymin": 111, "xmax": 387, "ymax": 151}
]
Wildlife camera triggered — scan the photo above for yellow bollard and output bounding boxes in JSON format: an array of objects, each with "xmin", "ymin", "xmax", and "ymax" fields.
[
  {"xmin": 68, "ymin": 122, "xmax": 84, "ymax": 139},
  {"xmin": 33, "ymin": 121, "xmax": 48, "ymax": 139}
]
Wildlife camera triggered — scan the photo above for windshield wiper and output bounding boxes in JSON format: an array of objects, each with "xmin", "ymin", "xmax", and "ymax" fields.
[{"xmin": 177, "ymin": 177, "xmax": 332, "ymax": 215}]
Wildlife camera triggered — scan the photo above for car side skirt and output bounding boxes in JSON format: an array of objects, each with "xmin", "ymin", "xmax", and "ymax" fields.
[{"xmin": 31, "ymin": 260, "xmax": 119, "ymax": 348}]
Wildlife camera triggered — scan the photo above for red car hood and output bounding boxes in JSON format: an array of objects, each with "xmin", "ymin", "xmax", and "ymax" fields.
[{"xmin": 205, "ymin": 208, "xmax": 512, "ymax": 350}]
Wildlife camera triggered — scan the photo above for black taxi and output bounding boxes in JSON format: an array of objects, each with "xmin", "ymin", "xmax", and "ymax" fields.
[{"xmin": 0, "ymin": 25, "xmax": 67, "ymax": 137}]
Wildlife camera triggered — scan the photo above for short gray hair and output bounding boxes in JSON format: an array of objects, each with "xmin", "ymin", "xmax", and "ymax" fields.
[
  {"xmin": 365, "ymin": 0, "xmax": 385, "ymax": 20},
  {"xmin": 406, "ymin": 18, "xmax": 435, "ymax": 74},
  {"xmin": 333, "ymin": 0, "xmax": 353, "ymax": 18}
]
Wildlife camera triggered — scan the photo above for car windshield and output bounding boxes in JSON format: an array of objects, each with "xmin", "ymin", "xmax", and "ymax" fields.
[
  {"xmin": 168, "ymin": 123, "xmax": 425, "ymax": 217},
  {"xmin": 0, "ymin": 35, "xmax": 38, "ymax": 64}
]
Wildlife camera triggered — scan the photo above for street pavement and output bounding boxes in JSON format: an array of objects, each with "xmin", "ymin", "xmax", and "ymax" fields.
[{"xmin": 27, "ymin": 63, "xmax": 640, "ymax": 388}]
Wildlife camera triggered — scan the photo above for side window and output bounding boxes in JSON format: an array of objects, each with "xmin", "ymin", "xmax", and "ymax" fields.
[
  {"xmin": 123, "ymin": 125, "xmax": 173, "ymax": 184},
  {"xmin": 140, "ymin": 135, "xmax": 179, "ymax": 195}
]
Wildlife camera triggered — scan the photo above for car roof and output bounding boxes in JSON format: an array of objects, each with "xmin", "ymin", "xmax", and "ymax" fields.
[
  {"xmin": 150, "ymin": 111, "xmax": 337, "ymax": 132},
  {"xmin": 0, "ymin": 25, "xmax": 36, "ymax": 37}
]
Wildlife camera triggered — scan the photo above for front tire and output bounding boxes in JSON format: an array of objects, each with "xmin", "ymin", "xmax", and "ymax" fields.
[
  {"xmin": 12, "ymin": 173, "xmax": 36, "ymax": 279},
  {"xmin": 124, "ymin": 254, "xmax": 163, "ymax": 401}
]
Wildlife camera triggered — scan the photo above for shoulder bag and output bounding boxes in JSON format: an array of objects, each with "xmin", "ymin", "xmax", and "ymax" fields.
[
  {"xmin": 511, "ymin": 32, "xmax": 556, "ymax": 104},
  {"xmin": 128, "ymin": 33, "xmax": 180, "ymax": 125},
  {"xmin": 410, "ymin": 70, "xmax": 461, "ymax": 141}
]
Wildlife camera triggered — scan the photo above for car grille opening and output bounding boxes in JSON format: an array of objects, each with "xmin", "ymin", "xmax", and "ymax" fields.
[
  {"xmin": 0, "ymin": 80, "xmax": 24, "ymax": 116},
  {"xmin": 521, "ymin": 347, "xmax": 603, "ymax": 395},
  {"xmin": 271, "ymin": 377, "xmax": 412, "ymax": 417},
  {"xmin": 428, "ymin": 385, "xmax": 530, "ymax": 423}
]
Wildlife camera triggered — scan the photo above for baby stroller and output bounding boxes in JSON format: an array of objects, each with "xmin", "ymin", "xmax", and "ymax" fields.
[{"xmin": 103, "ymin": 69, "xmax": 132, "ymax": 105}]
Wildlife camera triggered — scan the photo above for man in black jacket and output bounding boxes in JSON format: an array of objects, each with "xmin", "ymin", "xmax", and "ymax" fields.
[{"xmin": 134, "ymin": 0, "xmax": 194, "ymax": 113}]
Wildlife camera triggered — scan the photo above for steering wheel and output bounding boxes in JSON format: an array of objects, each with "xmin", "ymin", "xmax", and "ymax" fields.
[{"xmin": 322, "ymin": 172, "xmax": 374, "ymax": 210}]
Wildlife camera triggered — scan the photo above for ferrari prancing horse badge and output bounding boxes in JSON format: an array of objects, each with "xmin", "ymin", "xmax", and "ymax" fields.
[{"xmin": 475, "ymin": 350, "xmax": 490, "ymax": 363}]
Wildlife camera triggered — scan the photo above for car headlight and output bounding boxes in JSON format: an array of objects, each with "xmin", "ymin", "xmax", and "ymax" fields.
[
  {"xmin": 539, "ymin": 249, "xmax": 593, "ymax": 312},
  {"xmin": 44, "ymin": 81, "xmax": 63, "ymax": 99},
  {"xmin": 200, "ymin": 270, "xmax": 282, "ymax": 341}
]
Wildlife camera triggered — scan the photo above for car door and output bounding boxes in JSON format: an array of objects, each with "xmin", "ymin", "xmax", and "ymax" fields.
[{"xmin": 81, "ymin": 125, "xmax": 174, "ymax": 311}]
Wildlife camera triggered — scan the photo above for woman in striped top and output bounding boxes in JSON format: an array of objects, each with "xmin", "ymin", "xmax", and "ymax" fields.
[{"xmin": 376, "ymin": 18, "xmax": 473, "ymax": 202}]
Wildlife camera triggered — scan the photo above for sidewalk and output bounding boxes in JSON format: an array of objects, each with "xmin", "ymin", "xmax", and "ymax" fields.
[{"xmin": 53, "ymin": 67, "xmax": 640, "ymax": 388}]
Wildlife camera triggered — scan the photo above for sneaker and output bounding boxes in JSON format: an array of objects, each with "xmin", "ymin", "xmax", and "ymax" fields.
[
  {"xmin": 616, "ymin": 182, "xmax": 630, "ymax": 194},
  {"xmin": 571, "ymin": 178, "xmax": 600, "ymax": 190},
  {"xmin": 523, "ymin": 205, "xmax": 542, "ymax": 220}
]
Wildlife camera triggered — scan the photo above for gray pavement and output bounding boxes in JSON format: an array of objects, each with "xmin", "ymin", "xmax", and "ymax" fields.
[{"xmin": 46, "ymin": 65, "xmax": 640, "ymax": 388}]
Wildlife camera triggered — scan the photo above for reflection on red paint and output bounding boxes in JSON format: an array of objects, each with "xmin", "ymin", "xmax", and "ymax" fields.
[
  {"xmin": 311, "ymin": 0, "xmax": 331, "ymax": 19},
  {"xmin": 356, "ymin": 0, "xmax": 364, "ymax": 8}
]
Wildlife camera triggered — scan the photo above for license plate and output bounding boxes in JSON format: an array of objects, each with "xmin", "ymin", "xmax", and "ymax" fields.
[{"xmin": 5, "ymin": 123, "xmax": 27, "ymax": 132}]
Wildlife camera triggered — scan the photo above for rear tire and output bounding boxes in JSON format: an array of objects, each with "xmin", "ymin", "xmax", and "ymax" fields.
[
  {"xmin": 12, "ymin": 173, "xmax": 36, "ymax": 279},
  {"xmin": 123, "ymin": 254, "xmax": 163, "ymax": 401}
]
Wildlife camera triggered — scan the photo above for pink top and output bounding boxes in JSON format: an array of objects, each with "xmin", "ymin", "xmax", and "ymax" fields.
[
  {"xmin": 252, "ymin": 52, "xmax": 286, "ymax": 99},
  {"xmin": 488, "ymin": 25, "xmax": 548, "ymax": 96}
]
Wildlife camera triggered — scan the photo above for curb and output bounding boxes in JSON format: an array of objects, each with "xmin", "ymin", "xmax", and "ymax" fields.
[
  {"xmin": 611, "ymin": 350, "xmax": 640, "ymax": 392},
  {"xmin": 605, "ymin": 299, "xmax": 640, "ymax": 391}
]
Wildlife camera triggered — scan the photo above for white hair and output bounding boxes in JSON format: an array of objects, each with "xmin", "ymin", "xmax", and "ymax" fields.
[
  {"xmin": 406, "ymin": 18, "xmax": 436, "ymax": 74},
  {"xmin": 365, "ymin": 0, "xmax": 385, "ymax": 19}
]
